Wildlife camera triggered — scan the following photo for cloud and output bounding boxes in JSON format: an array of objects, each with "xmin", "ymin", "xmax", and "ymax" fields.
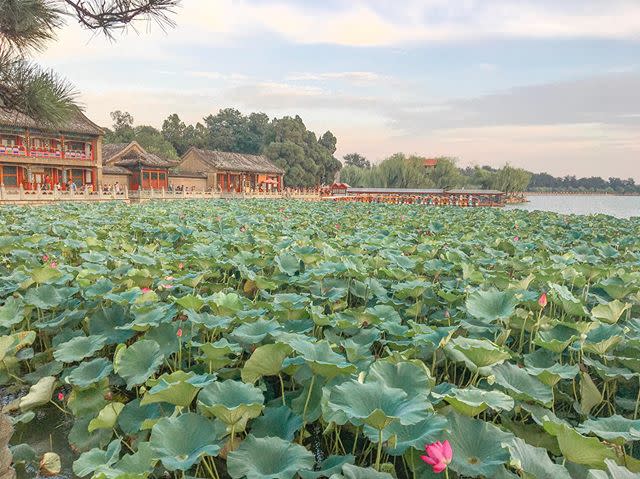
[{"xmin": 285, "ymin": 72, "xmax": 384, "ymax": 83}]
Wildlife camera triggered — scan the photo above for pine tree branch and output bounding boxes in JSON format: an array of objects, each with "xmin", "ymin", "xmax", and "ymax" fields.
[{"xmin": 60, "ymin": 0, "xmax": 180, "ymax": 36}]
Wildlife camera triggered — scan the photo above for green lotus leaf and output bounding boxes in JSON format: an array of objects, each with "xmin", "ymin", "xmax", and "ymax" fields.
[
  {"xmin": 18, "ymin": 375, "xmax": 56, "ymax": 411},
  {"xmin": 578, "ymin": 415, "xmax": 640, "ymax": 444},
  {"xmin": 197, "ymin": 379, "xmax": 264, "ymax": 427},
  {"xmin": 229, "ymin": 318, "xmax": 282, "ymax": 344},
  {"xmin": 523, "ymin": 349, "xmax": 579, "ymax": 386},
  {"xmin": 142, "ymin": 370, "xmax": 215, "ymax": 407},
  {"xmin": 543, "ymin": 421, "xmax": 617, "ymax": 468},
  {"xmin": 275, "ymin": 253, "xmax": 301, "ymax": 276},
  {"xmin": 492, "ymin": 362, "xmax": 554, "ymax": 406},
  {"xmin": 580, "ymin": 371, "xmax": 603, "ymax": 416},
  {"xmin": 88, "ymin": 402, "xmax": 125, "ymax": 432},
  {"xmin": 299, "ymin": 455, "xmax": 355, "ymax": 479},
  {"xmin": 186, "ymin": 310, "xmax": 233, "ymax": 330},
  {"xmin": 53, "ymin": 335, "xmax": 106, "ymax": 363},
  {"xmin": 583, "ymin": 357, "xmax": 637, "ymax": 381},
  {"xmin": 66, "ymin": 358, "xmax": 113, "ymax": 388},
  {"xmin": 0, "ymin": 296, "xmax": 24, "ymax": 328},
  {"xmin": 589, "ymin": 459, "xmax": 640, "ymax": 479},
  {"xmin": 117, "ymin": 398, "xmax": 166, "ymax": 435},
  {"xmin": 592, "ymin": 300, "xmax": 631, "ymax": 324},
  {"xmin": 597, "ymin": 277, "xmax": 634, "ymax": 300},
  {"xmin": 583, "ymin": 324, "xmax": 623, "ymax": 355},
  {"xmin": 332, "ymin": 463, "xmax": 394, "ymax": 479},
  {"xmin": 0, "ymin": 331, "xmax": 35, "ymax": 361},
  {"xmin": 443, "ymin": 386, "xmax": 514, "ymax": 416},
  {"xmin": 227, "ymin": 435, "xmax": 314, "ymax": 479},
  {"xmin": 30, "ymin": 265, "xmax": 64, "ymax": 284},
  {"xmin": 446, "ymin": 411, "xmax": 512, "ymax": 478},
  {"xmin": 533, "ymin": 323, "xmax": 578, "ymax": 353},
  {"xmin": 323, "ymin": 380, "xmax": 430, "ymax": 430},
  {"xmin": 506, "ymin": 437, "xmax": 572, "ymax": 479},
  {"xmin": 24, "ymin": 284, "xmax": 66, "ymax": 309},
  {"xmin": 126, "ymin": 302, "xmax": 177, "ymax": 330},
  {"xmin": 113, "ymin": 441, "xmax": 158, "ymax": 476},
  {"xmin": 287, "ymin": 338, "xmax": 356, "ymax": 378},
  {"xmin": 88, "ymin": 305, "xmax": 135, "ymax": 345},
  {"xmin": 447, "ymin": 337, "xmax": 511, "ymax": 372},
  {"xmin": 114, "ymin": 339, "xmax": 163, "ymax": 389},
  {"xmin": 365, "ymin": 360, "xmax": 433, "ymax": 398},
  {"xmin": 251, "ymin": 405, "xmax": 303, "ymax": 441},
  {"xmin": 549, "ymin": 283, "xmax": 589, "ymax": 317},
  {"xmin": 73, "ymin": 439, "xmax": 121, "ymax": 477},
  {"xmin": 79, "ymin": 251, "xmax": 108, "ymax": 263},
  {"xmin": 207, "ymin": 291, "xmax": 244, "ymax": 315},
  {"xmin": 199, "ymin": 338, "xmax": 241, "ymax": 372},
  {"xmin": 466, "ymin": 289, "xmax": 517, "ymax": 322},
  {"xmin": 143, "ymin": 321, "xmax": 190, "ymax": 358},
  {"xmin": 381, "ymin": 414, "xmax": 448, "ymax": 455},
  {"xmin": 174, "ymin": 294, "xmax": 205, "ymax": 312},
  {"xmin": 149, "ymin": 413, "xmax": 221, "ymax": 471},
  {"xmin": 241, "ymin": 342, "xmax": 292, "ymax": 383},
  {"xmin": 69, "ymin": 415, "xmax": 113, "ymax": 453}
]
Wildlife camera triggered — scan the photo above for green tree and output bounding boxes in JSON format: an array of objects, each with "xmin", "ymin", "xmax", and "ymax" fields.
[
  {"xmin": 162, "ymin": 113, "xmax": 189, "ymax": 155},
  {"xmin": 343, "ymin": 153, "xmax": 370, "ymax": 169},
  {"xmin": 263, "ymin": 140, "xmax": 314, "ymax": 187},
  {"xmin": 490, "ymin": 164, "xmax": 532, "ymax": 193},
  {"xmin": 0, "ymin": 0, "xmax": 178, "ymax": 124},
  {"xmin": 105, "ymin": 111, "xmax": 177, "ymax": 160},
  {"xmin": 318, "ymin": 131, "xmax": 337, "ymax": 154}
]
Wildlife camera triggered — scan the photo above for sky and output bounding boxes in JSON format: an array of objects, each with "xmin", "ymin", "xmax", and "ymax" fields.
[{"xmin": 37, "ymin": 0, "xmax": 640, "ymax": 179}]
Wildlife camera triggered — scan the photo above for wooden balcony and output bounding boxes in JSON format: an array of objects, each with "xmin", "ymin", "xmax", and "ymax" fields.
[{"xmin": 0, "ymin": 145, "xmax": 94, "ymax": 163}]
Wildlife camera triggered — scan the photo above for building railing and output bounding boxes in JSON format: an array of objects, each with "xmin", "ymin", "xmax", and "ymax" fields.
[
  {"xmin": 0, "ymin": 185, "xmax": 128, "ymax": 202},
  {"xmin": 0, "ymin": 145, "xmax": 93, "ymax": 161}
]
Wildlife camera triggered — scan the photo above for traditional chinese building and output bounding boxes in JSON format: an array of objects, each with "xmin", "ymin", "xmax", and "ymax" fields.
[
  {"xmin": 102, "ymin": 141, "xmax": 175, "ymax": 191},
  {"xmin": 0, "ymin": 108, "xmax": 103, "ymax": 190},
  {"xmin": 175, "ymin": 147, "xmax": 284, "ymax": 192}
]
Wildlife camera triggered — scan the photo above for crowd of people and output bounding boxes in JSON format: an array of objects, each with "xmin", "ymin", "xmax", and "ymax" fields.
[{"xmin": 331, "ymin": 193, "xmax": 499, "ymax": 206}]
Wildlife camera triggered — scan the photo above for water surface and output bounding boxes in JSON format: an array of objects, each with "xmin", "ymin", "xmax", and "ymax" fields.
[{"xmin": 506, "ymin": 195, "xmax": 639, "ymax": 218}]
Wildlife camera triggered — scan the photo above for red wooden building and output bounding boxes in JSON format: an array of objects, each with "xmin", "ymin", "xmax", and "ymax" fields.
[
  {"xmin": 0, "ymin": 108, "xmax": 103, "ymax": 190},
  {"xmin": 102, "ymin": 141, "xmax": 175, "ymax": 191}
]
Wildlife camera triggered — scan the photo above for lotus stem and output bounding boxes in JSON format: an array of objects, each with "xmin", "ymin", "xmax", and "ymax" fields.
[
  {"xmin": 352, "ymin": 427, "xmax": 360, "ymax": 455},
  {"xmin": 635, "ymin": 377, "xmax": 640, "ymax": 420},
  {"xmin": 299, "ymin": 375, "xmax": 316, "ymax": 444},
  {"xmin": 279, "ymin": 374, "xmax": 286, "ymax": 405},
  {"xmin": 375, "ymin": 428, "xmax": 383, "ymax": 471}
]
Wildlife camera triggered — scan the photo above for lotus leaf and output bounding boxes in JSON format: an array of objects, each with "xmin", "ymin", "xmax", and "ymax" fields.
[
  {"xmin": 447, "ymin": 337, "xmax": 511, "ymax": 372},
  {"xmin": 381, "ymin": 414, "xmax": 448, "ymax": 455},
  {"xmin": 324, "ymin": 380, "xmax": 430, "ymax": 430},
  {"xmin": 578, "ymin": 415, "xmax": 640, "ymax": 444},
  {"xmin": 73, "ymin": 440, "xmax": 122, "ymax": 477},
  {"xmin": 149, "ymin": 413, "xmax": 221, "ymax": 471},
  {"xmin": 543, "ymin": 421, "xmax": 617, "ymax": 468},
  {"xmin": 53, "ymin": 335, "xmax": 106, "ymax": 363},
  {"xmin": 492, "ymin": 363, "xmax": 554, "ymax": 406},
  {"xmin": 142, "ymin": 370, "xmax": 215, "ymax": 407},
  {"xmin": 287, "ymin": 338, "xmax": 356, "ymax": 378},
  {"xmin": 250, "ymin": 405, "xmax": 303, "ymax": 441},
  {"xmin": 365, "ymin": 360, "xmax": 433, "ymax": 398},
  {"xmin": 506, "ymin": 437, "xmax": 572, "ymax": 479},
  {"xmin": 114, "ymin": 339, "xmax": 163, "ymax": 389},
  {"xmin": 227, "ymin": 435, "xmax": 314, "ymax": 479},
  {"xmin": 88, "ymin": 402, "xmax": 125, "ymax": 432},
  {"xmin": 443, "ymin": 386, "xmax": 514, "ymax": 416},
  {"xmin": 197, "ymin": 379, "xmax": 264, "ymax": 429},
  {"xmin": 592, "ymin": 300, "xmax": 631, "ymax": 324},
  {"xmin": 241, "ymin": 342, "xmax": 291, "ymax": 383},
  {"xmin": 19, "ymin": 375, "xmax": 56, "ymax": 411},
  {"xmin": 66, "ymin": 358, "xmax": 113, "ymax": 388},
  {"xmin": 466, "ymin": 289, "xmax": 517, "ymax": 322},
  {"xmin": 299, "ymin": 455, "xmax": 355, "ymax": 479},
  {"xmin": 0, "ymin": 296, "xmax": 24, "ymax": 328}
]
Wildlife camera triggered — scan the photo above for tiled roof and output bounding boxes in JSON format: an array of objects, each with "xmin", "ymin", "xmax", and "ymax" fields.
[
  {"xmin": 0, "ymin": 107, "xmax": 103, "ymax": 136},
  {"xmin": 186, "ymin": 148, "xmax": 285, "ymax": 174},
  {"xmin": 103, "ymin": 165, "xmax": 132, "ymax": 175},
  {"xmin": 103, "ymin": 142, "xmax": 175, "ymax": 168},
  {"xmin": 348, "ymin": 188, "xmax": 445, "ymax": 194},
  {"xmin": 169, "ymin": 169, "xmax": 207, "ymax": 178}
]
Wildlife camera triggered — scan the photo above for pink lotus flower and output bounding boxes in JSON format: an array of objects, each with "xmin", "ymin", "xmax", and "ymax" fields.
[
  {"xmin": 57, "ymin": 392, "xmax": 64, "ymax": 401},
  {"xmin": 165, "ymin": 276, "xmax": 175, "ymax": 281},
  {"xmin": 335, "ymin": 223, "xmax": 340, "ymax": 229},
  {"xmin": 538, "ymin": 292, "xmax": 548, "ymax": 308},
  {"xmin": 178, "ymin": 262, "xmax": 184, "ymax": 270},
  {"xmin": 141, "ymin": 287, "xmax": 152, "ymax": 293},
  {"xmin": 177, "ymin": 328, "xmax": 183, "ymax": 338},
  {"xmin": 513, "ymin": 236, "xmax": 520, "ymax": 242},
  {"xmin": 421, "ymin": 440, "xmax": 453, "ymax": 474},
  {"xmin": 50, "ymin": 261, "xmax": 57, "ymax": 269},
  {"xmin": 42, "ymin": 254, "xmax": 49, "ymax": 262},
  {"xmin": 160, "ymin": 284, "xmax": 174, "ymax": 290}
]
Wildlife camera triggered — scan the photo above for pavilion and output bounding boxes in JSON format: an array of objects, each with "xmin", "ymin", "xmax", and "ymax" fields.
[{"xmin": 102, "ymin": 141, "xmax": 175, "ymax": 190}]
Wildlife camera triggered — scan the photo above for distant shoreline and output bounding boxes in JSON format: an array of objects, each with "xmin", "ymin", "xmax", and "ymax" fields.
[{"xmin": 525, "ymin": 192, "xmax": 640, "ymax": 197}]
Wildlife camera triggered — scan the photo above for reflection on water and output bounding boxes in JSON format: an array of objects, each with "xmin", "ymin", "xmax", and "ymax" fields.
[
  {"xmin": 11, "ymin": 406, "xmax": 74, "ymax": 479},
  {"xmin": 506, "ymin": 195, "xmax": 640, "ymax": 219}
]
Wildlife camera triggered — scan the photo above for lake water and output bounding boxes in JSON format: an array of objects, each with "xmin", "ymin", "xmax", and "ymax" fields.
[{"xmin": 506, "ymin": 195, "xmax": 640, "ymax": 219}]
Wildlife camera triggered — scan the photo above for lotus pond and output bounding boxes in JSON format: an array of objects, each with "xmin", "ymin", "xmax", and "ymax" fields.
[{"xmin": 1, "ymin": 200, "xmax": 640, "ymax": 479}]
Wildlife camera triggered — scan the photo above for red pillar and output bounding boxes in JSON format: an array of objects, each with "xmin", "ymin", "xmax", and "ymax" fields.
[
  {"xmin": 277, "ymin": 175, "xmax": 283, "ymax": 191},
  {"xmin": 91, "ymin": 169, "xmax": 96, "ymax": 191},
  {"xmin": 226, "ymin": 172, "xmax": 231, "ymax": 192}
]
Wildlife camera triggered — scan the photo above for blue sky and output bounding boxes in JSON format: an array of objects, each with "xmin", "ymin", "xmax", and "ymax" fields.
[{"xmin": 39, "ymin": 0, "xmax": 640, "ymax": 179}]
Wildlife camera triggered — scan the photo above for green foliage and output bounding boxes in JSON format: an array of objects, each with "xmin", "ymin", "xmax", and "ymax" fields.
[
  {"xmin": 105, "ymin": 111, "xmax": 179, "ymax": 160},
  {"xmin": 343, "ymin": 152, "xmax": 371, "ymax": 169}
]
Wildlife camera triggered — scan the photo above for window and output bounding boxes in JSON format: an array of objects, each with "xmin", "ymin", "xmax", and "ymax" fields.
[
  {"xmin": 1, "ymin": 166, "xmax": 18, "ymax": 186},
  {"xmin": 0, "ymin": 137, "xmax": 16, "ymax": 147},
  {"xmin": 71, "ymin": 169, "xmax": 84, "ymax": 186}
]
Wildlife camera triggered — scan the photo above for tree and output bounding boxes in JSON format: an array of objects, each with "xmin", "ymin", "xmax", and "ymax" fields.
[
  {"xmin": 162, "ymin": 113, "xmax": 188, "ymax": 155},
  {"xmin": 318, "ymin": 131, "xmax": 337, "ymax": 154},
  {"xmin": 490, "ymin": 164, "xmax": 532, "ymax": 193},
  {"xmin": 0, "ymin": 0, "xmax": 179, "ymax": 125},
  {"xmin": 343, "ymin": 153, "xmax": 370, "ymax": 169},
  {"xmin": 429, "ymin": 157, "xmax": 463, "ymax": 189},
  {"xmin": 105, "ymin": 111, "xmax": 177, "ymax": 160}
]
